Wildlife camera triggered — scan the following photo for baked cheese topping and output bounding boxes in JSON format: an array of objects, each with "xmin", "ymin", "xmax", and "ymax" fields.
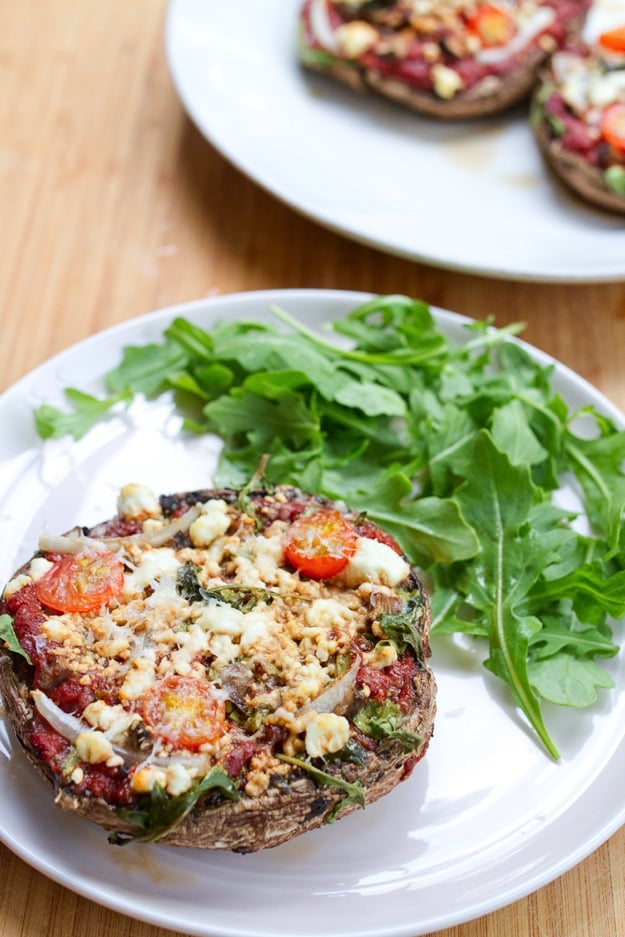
[{"xmin": 3, "ymin": 484, "xmax": 427, "ymax": 809}]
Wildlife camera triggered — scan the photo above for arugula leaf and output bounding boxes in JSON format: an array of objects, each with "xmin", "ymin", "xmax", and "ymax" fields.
[
  {"xmin": 176, "ymin": 562, "xmax": 205, "ymax": 603},
  {"xmin": 277, "ymin": 754, "xmax": 365, "ymax": 822},
  {"xmin": 490, "ymin": 399, "xmax": 549, "ymax": 466},
  {"xmin": 34, "ymin": 388, "xmax": 130, "ymax": 440},
  {"xmin": 529, "ymin": 654, "xmax": 615, "ymax": 708},
  {"xmin": 529, "ymin": 564, "xmax": 625, "ymax": 627},
  {"xmin": 353, "ymin": 700, "xmax": 424, "ymax": 753},
  {"xmin": 565, "ymin": 423, "xmax": 625, "ymax": 555},
  {"xmin": 378, "ymin": 594, "xmax": 427, "ymax": 659},
  {"xmin": 529, "ymin": 612, "xmax": 618, "ymax": 662},
  {"xmin": 164, "ymin": 317, "xmax": 215, "ymax": 361},
  {"xmin": 340, "ymin": 468, "xmax": 479, "ymax": 565},
  {"xmin": 176, "ymin": 561, "xmax": 275, "ymax": 611},
  {"xmin": 453, "ymin": 431, "xmax": 559, "ymax": 758},
  {"xmin": 105, "ymin": 341, "xmax": 189, "ymax": 396},
  {"xmin": 0, "ymin": 614, "xmax": 31, "ymax": 664},
  {"xmin": 204, "ymin": 388, "xmax": 322, "ymax": 452},
  {"xmin": 109, "ymin": 766, "xmax": 239, "ymax": 845}
]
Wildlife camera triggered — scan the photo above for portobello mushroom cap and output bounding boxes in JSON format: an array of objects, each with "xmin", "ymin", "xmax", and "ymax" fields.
[
  {"xmin": 0, "ymin": 484, "xmax": 436, "ymax": 852},
  {"xmin": 531, "ymin": 50, "xmax": 625, "ymax": 215}
]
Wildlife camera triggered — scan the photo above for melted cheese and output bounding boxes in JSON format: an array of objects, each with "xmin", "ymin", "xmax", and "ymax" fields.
[
  {"xmin": 189, "ymin": 500, "xmax": 231, "ymax": 547},
  {"xmin": 75, "ymin": 730, "xmax": 118, "ymax": 765},
  {"xmin": 29, "ymin": 557, "xmax": 54, "ymax": 581},
  {"xmin": 341, "ymin": 537, "xmax": 410, "ymax": 588},
  {"xmin": 3, "ymin": 574, "xmax": 31, "ymax": 598},
  {"xmin": 123, "ymin": 548, "xmax": 181, "ymax": 597},
  {"xmin": 305, "ymin": 712, "xmax": 350, "ymax": 757}
]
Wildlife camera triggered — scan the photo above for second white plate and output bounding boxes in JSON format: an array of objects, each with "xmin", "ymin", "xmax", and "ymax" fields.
[{"xmin": 165, "ymin": 0, "xmax": 625, "ymax": 282}]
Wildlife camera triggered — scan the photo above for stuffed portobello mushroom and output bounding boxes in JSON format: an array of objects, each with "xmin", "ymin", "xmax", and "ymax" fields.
[
  {"xmin": 531, "ymin": 26, "xmax": 625, "ymax": 213},
  {"xmin": 299, "ymin": 0, "xmax": 591, "ymax": 119},
  {"xmin": 0, "ymin": 482, "xmax": 436, "ymax": 851}
]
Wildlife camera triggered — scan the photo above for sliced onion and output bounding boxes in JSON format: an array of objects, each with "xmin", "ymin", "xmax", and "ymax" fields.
[
  {"xmin": 32, "ymin": 689, "xmax": 82, "ymax": 744},
  {"xmin": 38, "ymin": 531, "xmax": 109, "ymax": 556},
  {"xmin": 309, "ymin": 0, "xmax": 339, "ymax": 53},
  {"xmin": 97, "ymin": 504, "xmax": 202, "ymax": 549},
  {"xmin": 38, "ymin": 505, "xmax": 202, "ymax": 557},
  {"xmin": 302, "ymin": 659, "xmax": 359, "ymax": 716}
]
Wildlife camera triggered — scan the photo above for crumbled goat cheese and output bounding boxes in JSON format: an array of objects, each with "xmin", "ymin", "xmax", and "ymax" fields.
[
  {"xmin": 341, "ymin": 538, "xmax": 410, "ymax": 588},
  {"xmin": 117, "ymin": 483, "xmax": 162, "ymax": 519},
  {"xmin": 305, "ymin": 712, "xmax": 350, "ymax": 758}
]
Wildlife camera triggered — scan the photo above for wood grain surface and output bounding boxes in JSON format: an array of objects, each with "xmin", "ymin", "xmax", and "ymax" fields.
[{"xmin": 2, "ymin": 3, "xmax": 625, "ymax": 937}]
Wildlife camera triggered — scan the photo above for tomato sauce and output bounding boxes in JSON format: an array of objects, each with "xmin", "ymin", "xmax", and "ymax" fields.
[
  {"xmin": 4, "ymin": 583, "xmax": 47, "ymax": 666},
  {"xmin": 357, "ymin": 652, "xmax": 419, "ymax": 713},
  {"xmin": 223, "ymin": 739, "xmax": 256, "ymax": 779},
  {"xmin": 74, "ymin": 766, "xmax": 134, "ymax": 806},
  {"xmin": 29, "ymin": 719, "xmax": 71, "ymax": 772},
  {"xmin": 95, "ymin": 517, "xmax": 144, "ymax": 538}
]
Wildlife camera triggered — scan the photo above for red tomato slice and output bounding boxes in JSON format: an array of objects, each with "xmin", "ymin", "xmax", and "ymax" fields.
[
  {"xmin": 36, "ymin": 550, "xmax": 124, "ymax": 613},
  {"xmin": 142, "ymin": 676, "xmax": 226, "ymax": 751},
  {"xmin": 467, "ymin": 4, "xmax": 517, "ymax": 47},
  {"xmin": 601, "ymin": 102, "xmax": 625, "ymax": 153},
  {"xmin": 599, "ymin": 26, "xmax": 625, "ymax": 53},
  {"xmin": 284, "ymin": 509, "xmax": 357, "ymax": 579}
]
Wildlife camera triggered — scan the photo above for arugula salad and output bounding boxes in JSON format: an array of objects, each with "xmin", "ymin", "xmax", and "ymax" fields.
[{"xmin": 34, "ymin": 294, "xmax": 625, "ymax": 759}]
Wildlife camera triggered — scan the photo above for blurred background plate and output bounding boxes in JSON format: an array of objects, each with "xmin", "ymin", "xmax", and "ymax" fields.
[{"xmin": 165, "ymin": 0, "xmax": 625, "ymax": 283}]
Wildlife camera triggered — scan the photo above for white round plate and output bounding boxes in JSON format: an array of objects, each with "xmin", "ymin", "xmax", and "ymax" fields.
[
  {"xmin": 2, "ymin": 289, "xmax": 625, "ymax": 937},
  {"xmin": 164, "ymin": 1, "xmax": 625, "ymax": 283}
]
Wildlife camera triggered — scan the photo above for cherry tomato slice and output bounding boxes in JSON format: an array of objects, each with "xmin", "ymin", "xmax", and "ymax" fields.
[
  {"xmin": 599, "ymin": 26, "xmax": 625, "ymax": 53},
  {"xmin": 466, "ymin": 4, "xmax": 517, "ymax": 47},
  {"xmin": 35, "ymin": 550, "xmax": 124, "ymax": 613},
  {"xmin": 600, "ymin": 102, "xmax": 625, "ymax": 154},
  {"xmin": 284, "ymin": 509, "xmax": 357, "ymax": 579},
  {"xmin": 142, "ymin": 676, "xmax": 226, "ymax": 751}
]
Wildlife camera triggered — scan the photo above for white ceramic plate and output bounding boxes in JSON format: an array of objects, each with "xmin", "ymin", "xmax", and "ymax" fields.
[
  {"xmin": 164, "ymin": 0, "xmax": 625, "ymax": 283},
  {"xmin": 2, "ymin": 289, "xmax": 625, "ymax": 937}
]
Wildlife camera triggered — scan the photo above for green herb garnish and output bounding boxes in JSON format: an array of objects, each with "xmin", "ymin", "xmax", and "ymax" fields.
[
  {"xmin": 34, "ymin": 388, "xmax": 131, "ymax": 440},
  {"xmin": 109, "ymin": 766, "xmax": 239, "ymax": 846},
  {"xmin": 353, "ymin": 700, "xmax": 425, "ymax": 753},
  {"xmin": 278, "ymin": 754, "xmax": 365, "ymax": 822},
  {"xmin": 0, "ymin": 614, "xmax": 31, "ymax": 664},
  {"xmin": 379, "ymin": 593, "xmax": 426, "ymax": 659},
  {"xmin": 175, "ymin": 561, "xmax": 205, "ymax": 603},
  {"xmin": 176, "ymin": 561, "xmax": 279, "ymax": 611}
]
